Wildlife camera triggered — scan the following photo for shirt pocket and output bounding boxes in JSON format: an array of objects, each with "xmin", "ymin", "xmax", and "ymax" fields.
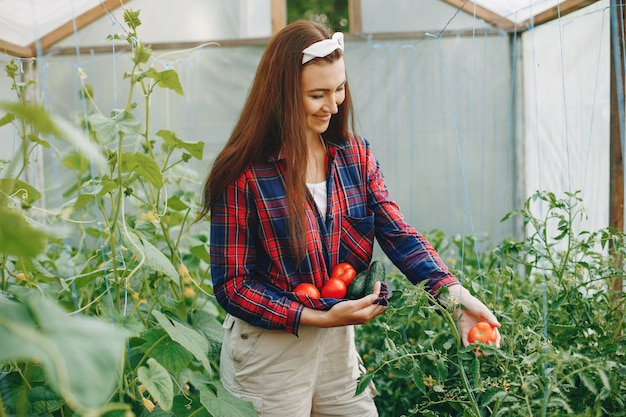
[{"xmin": 340, "ymin": 214, "xmax": 375, "ymax": 271}]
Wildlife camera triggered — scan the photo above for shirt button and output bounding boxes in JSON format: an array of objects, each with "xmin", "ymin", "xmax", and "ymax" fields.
[{"xmin": 240, "ymin": 333, "xmax": 249, "ymax": 340}]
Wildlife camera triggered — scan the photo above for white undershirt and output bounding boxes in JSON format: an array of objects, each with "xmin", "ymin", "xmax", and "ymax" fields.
[{"xmin": 306, "ymin": 180, "xmax": 327, "ymax": 218}]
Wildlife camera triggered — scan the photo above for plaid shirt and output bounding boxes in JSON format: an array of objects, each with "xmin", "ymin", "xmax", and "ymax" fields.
[{"xmin": 209, "ymin": 135, "xmax": 458, "ymax": 335}]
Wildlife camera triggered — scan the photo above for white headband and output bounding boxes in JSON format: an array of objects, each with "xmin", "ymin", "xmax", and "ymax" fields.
[{"xmin": 302, "ymin": 32, "xmax": 344, "ymax": 64}]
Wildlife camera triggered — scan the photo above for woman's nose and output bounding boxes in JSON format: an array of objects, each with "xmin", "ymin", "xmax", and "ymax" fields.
[{"xmin": 326, "ymin": 96, "xmax": 339, "ymax": 114}]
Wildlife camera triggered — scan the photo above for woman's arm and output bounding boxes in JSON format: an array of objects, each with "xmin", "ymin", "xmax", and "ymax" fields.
[
  {"xmin": 210, "ymin": 175, "xmax": 303, "ymax": 334},
  {"xmin": 299, "ymin": 282, "xmax": 386, "ymax": 327}
]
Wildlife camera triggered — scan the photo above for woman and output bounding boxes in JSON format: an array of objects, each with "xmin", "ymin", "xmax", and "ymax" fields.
[{"xmin": 199, "ymin": 20, "xmax": 500, "ymax": 417}]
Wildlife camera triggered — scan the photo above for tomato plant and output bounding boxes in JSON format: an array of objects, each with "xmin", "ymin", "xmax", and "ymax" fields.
[
  {"xmin": 321, "ymin": 277, "xmax": 347, "ymax": 298},
  {"xmin": 293, "ymin": 283, "xmax": 321, "ymax": 299},
  {"xmin": 467, "ymin": 321, "xmax": 497, "ymax": 344},
  {"xmin": 357, "ymin": 192, "xmax": 626, "ymax": 417},
  {"xmin": 331, "ymin": 262, "xmax": 357, "ymax": 285}
]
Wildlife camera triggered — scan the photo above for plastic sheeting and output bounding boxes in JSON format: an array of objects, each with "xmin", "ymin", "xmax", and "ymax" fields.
[
  {"xmin": 522, "ymin": 0, "xmax": 611, "ymax": 236},
  {"xmin": 0, "ymin": 0, "xmax": 613, "ymax": 245},
  {"xmin": 0, "ymin": 0, "xmax": 575, "ymax": 49},
  {"xmin": 0, "ymin": 0, "xmax": 101, "ymax": 47},
  {"xmin": 0, "ymin": 0, "xmax": 272, "ymax": 51}
]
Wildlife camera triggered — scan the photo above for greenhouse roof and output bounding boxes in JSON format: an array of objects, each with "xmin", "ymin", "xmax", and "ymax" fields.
[{"xmin": 0, "ymin": 0, "xmax": 599, "ymax": 58}]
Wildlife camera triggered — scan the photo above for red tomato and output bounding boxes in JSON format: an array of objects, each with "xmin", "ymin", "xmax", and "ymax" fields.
[
  {"xmin": 293, "ymin": 283, "xmax": 320, "ymax": 299},
  {"xmin": 330, "ymin": 263, "xmax": 357, "ymax": 285},
  {"xmin": 321, "ymin": 278, "xmax": 347, "ymax": 299},
  {"xmin": 467, "ymin": 322, "xmax": 498, "ymax": 345}
]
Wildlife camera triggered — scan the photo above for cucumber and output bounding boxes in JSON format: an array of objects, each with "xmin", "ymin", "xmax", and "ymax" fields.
[
  {"xmin": 346, "ymin": 269, "xmax": 369, "ymax": 300},
  {"xmin": 346, "ymin": 261, "xmax": 385, "ymax": 299},
  {"xmin": 366, "ymin": 260, "xmax": 385, "ymax": 294}
]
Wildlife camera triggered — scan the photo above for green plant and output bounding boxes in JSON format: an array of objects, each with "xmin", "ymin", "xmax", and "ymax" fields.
[
  {"xmin": 356, "ymin": 190, "xmax": 625, "ymax": 417},
  {"xmin": 0, "ymin": 8, "xmax": 256, "ymax": 417}
]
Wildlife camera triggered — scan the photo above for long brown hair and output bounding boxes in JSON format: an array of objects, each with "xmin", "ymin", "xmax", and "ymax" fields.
[{"xmin": 199, "ymin": 21, "xmax": 354, "ymax": 261}]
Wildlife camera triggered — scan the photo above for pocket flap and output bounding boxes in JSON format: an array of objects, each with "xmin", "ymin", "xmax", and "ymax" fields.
[{"xmin": 222, "ymin": 313, "xmax": 236, "ymax": 329}]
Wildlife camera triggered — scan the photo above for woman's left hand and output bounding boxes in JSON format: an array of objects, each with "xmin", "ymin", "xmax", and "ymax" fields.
[{"xmin": 440, "ymin": 283, "xmax": 501, "ymax": 354}]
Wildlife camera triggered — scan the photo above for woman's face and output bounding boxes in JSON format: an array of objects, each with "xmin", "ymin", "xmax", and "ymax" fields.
[{"xmin": 301, "ymin": 57, "xmax": 346, "ymax": 140}]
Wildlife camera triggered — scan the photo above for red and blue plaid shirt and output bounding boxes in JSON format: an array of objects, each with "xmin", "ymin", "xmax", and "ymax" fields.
[{"xmin": 209, "ymin": 135, "xmax": 458, "ymax": 335}]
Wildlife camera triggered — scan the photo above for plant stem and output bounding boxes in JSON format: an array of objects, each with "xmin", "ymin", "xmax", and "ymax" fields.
[
  {"xmin": 132, "ymin": 333, "xmax": 169, "ymax": 373},
  {"xmin": 435, "ymin": 300, "xmax": 482, "ymax": 417},
  {"xmin": 0, "ymin": 390, "xmax": 7, "ymax": 417},
  {"xmin": 517, "ymin": 369, "xmax": 534, "ymax": 417}
]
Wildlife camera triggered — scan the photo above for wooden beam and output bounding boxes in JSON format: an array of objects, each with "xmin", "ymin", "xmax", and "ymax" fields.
[
  {"xmin": 609, "ymin": 0, "xmax": 625, "ymax": 296},
  {"xmin": 521, "ymin": 0, "xmax": 600, "ymax": 28},
  {"xmin": 0, "ymin": 40, "xmax": 35, "ymax": 58},
  {"xmin": 439, "ymin": 0, "xmax": 516, "ymax": 32},
  {"xmin": 2, "ymin": 0, "xmax": 126, "ymax": 58},
  {"xmin": 47, "ymin": 28, "xmax": 505, "ymax": 56},
  {"xmin": 348, "ymin": 0, "xmax": 363, "ymax": 34},
  {"xmin": 34, "ymin": 0, "xmax": 123, "ymax": 56},
  {"xmin": 271, "ymin": 0, "xmax": 286, "ymax": 35}
]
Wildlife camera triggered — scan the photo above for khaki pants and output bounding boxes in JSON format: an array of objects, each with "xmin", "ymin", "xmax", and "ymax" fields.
[{"xmin": 220, "ymin": 314, "xmax": 378, "ymax": 417}]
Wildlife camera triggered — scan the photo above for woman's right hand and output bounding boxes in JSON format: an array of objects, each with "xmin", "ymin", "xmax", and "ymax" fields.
[{"xmin": 299, "ymin": 281, "xmax": 387, "ymax": 328}]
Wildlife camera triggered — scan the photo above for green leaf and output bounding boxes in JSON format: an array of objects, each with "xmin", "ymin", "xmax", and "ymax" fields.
[
  {"xmin": 158, "ymin": 294, "xmax": 182, "ymax": 311},
  {"xmin": 166, "ymin": 195, "xmax": 190, "ymax": 211},
  {"xmin": 146, "ymin": 69, "xmax": 184, "ymax": 95},
  {"xmin": 157, "ymin": 130, "xmax": 203, "ymax": 160},
  {"xmin": 481, "ymin": 389, "xmax": 509, "ymax": 407},
  {"xmin": 138, "ymin": 358, "xmax": 174, "ymax": 412},
  {"xmin": 411, "ymin": 366, "xmax": 426, "ymax": 394},
  {"xmin": 114, "ymin": 110, "xmax": 142, "ymax": 134},
  {"xmin": 389, "ymin": 366, "xmax": 410, "ymax": 378},
  {"xmin": 73, "ymin": 193, "xmax": 96, "ymax": 210},
  {"xmin": 61, "ymin": 153, "xmax": 91, "ymax": 173},
  {"xmin": 171, "ymin": 394, "xmax": 211, "ymax": 417},
  {"xmin": 27, "ymin": 134, "xmax": 51, "ymax": 147},
  {"xmin": 123, "ymin": 8, "xmax": 142, "ymax": 31},
  {"xmin": 0, "ymin": 102, "xmax": 107, "ymax": 171},
  {"xmin": 140, "ymin": 328, "xmax": 193, "ymax": 377},
  {"xmin": 28, "ymin": 385, "xmax": 64, "ymax": 414},
  {"xmin": 460, "ymin": 404, "xmax": 481, "ymax": 417},
  {"xmin": 198, "ymin": 381, "xmax": 257, "ymax": 417},
  {"xmin": 98, "ymin": 302, "xmax": 145, "ymax": 337},
  {"xmin": 0, "ymin": 178, "xmax": 41, "ymax": 205},
  {"xmin": 120, "ymin": 151, "xmax": 163, "ymax": 188},
  {"xmin": 152, "ymin": 310, "xmax": 212, "ymax": 373},
  {"xmin": 138, "ymin": 407, "xmax": 174, "ymax": 417},
  {"xmin": 0, "ymin": 111, "xmax": 15, "ymax": 127},
  {"xmin": 0, "ymin": 290, "xmax": 129, "ymax": 411},
  {"xmin": 88, "ymin": 113, "xmax": 117, "ymax": 144},
  {"xmin": 122, "ymin": 230, "xmax": 178, "ymax": 282},
  {"xmin": 355, "ymin": 372, "xmax": 375, "ymax": 396},
  {"xmin": 189, "ymin": 310, "xmax": 224, "ymax": 357},
  {"xmin": 547, "ymin": 323, "xmax": 578, "ymax": 338},
  {"xmin": 0, "ymin": 102, "xmax": 57, "ymax": 134},
  {"xmin": 0, "ymin": 205, "xmax": 47, "ymax": 257},
  {"xmin": 579, "ymin": 373, "xmax": 598, "ymax": 395},
  {"xmin": 190, "ymin": 244, "xmax": 211, "ymax": 264},
  {"xmin": 72, "ymin": 181, "xmax": 118, "ymax": 210},
  {"xmin": 435, "ymin": 358, "xmax": 448, "ymax": 381},
  {"xmin": 1, "ymin": 372, "xmax": 32, "ymax": 415},
  {"xmin": 88, "ymin": 111, "xmax": 141, "ymax": 144},
  {"xmin": 597, "ymin": 368, "xmax": 610, "ymax": 391},
  {"xmin": 66, "ymin": 268, "xmax": 104, "ymax": 289}
]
